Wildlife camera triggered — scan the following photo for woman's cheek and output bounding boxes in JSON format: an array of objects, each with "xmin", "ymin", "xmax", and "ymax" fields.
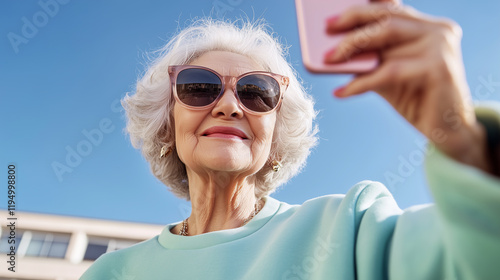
[{"xmin": 251, "ymin": 122, "xmax": 276, "ymax": 159}]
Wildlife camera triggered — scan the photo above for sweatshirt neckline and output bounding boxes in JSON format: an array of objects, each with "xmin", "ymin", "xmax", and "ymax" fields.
[{"xmin": 158, "ymin": 196, "xmax": 280, "ymax": 250}]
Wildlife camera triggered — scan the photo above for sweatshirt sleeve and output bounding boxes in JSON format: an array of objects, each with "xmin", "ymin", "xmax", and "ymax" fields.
[{"xmin": 388, "ymin": 103, "xmax": 500, "ymax": 280}]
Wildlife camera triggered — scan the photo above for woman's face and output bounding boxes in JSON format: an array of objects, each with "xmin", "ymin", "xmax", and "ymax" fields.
[{"xmin": 173, "ymin": 51, "xmax": 277, "ymax": 178}]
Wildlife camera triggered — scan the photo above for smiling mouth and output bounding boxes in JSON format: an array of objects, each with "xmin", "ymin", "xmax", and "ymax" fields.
[
  {"xmin": 203, "ymin": 133, "xmax": 245, "ymax": 140},
  {"xmin": 202, "ymin": 126, "xmax": 249, "ymax": 140}
]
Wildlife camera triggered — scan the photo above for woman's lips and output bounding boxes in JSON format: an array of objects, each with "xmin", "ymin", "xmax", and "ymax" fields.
[
  {"xmin": 202, "ymin": 126, "xmax": 249, "ymax": 140},
  {"xmin": 205, "ymin": 133, "xmax": 243, "ymax": 140}
]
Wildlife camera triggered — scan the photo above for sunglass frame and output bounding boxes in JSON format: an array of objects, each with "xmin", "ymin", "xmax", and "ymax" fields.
[{"xmin": 168, "ymin": 65, "xmax": 290, "ymax": 115}]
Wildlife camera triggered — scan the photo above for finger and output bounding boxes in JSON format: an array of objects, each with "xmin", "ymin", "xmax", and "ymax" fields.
[
  {"xmin": 327, "ymin": 3, "xmax": 421, "ymax": 34},
  {"xmin": 334, "ymin": 59, "xmax": 424, "ymax": 97},
  {"xmin": 325, "ymin": 17, "xmax": 425, "ymax": 63},
  {"xmin": 380, "ymin": 37, "xmax": 427, "ymax": 60}
]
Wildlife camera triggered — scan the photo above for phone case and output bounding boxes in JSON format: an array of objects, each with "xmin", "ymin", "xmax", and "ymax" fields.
[{"xmin": 295, "ymin": 0, "xmax": 378, "ymax": 74}]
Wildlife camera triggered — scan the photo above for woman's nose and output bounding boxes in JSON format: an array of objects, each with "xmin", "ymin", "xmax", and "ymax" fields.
[{"xmin": 211, "ymin": 88, "xmax": 244, "ymax": 118}]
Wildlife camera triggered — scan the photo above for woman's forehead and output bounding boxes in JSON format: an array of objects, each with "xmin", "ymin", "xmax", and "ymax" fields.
[{"xmin": 189, "ymin": 51, "xmax": 265, "ymax": 76}]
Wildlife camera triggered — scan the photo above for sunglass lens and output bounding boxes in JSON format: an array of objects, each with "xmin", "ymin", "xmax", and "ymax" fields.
[
  {"xmin": 176, "ymin": 68, "xmax": 222, "ymax": 107},
  {"xmin": 237, "ymin": 75, "xmax": 280, "ymax": 112}
]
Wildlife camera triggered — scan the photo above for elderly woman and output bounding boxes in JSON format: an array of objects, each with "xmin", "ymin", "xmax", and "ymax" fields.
[{"xmin": 82, "ymin": 1, "xmax": 500, "ymax": 279}]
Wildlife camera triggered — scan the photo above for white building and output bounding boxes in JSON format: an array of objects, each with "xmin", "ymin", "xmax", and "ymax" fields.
[{"xmin": 0, "ymin": 211, "xmax": 164, "ymax": 280}]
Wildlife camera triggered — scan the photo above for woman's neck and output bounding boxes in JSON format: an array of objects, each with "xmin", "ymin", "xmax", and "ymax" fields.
[{"xmin": 177, "ymin": 171, "xmax": 261, "ymax": 236}]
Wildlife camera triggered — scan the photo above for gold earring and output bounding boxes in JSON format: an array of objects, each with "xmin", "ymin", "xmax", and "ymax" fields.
[
  {"xmin": 271, "ymin": 160, "xmax": 282, "ymax": 172},
  {"xmin": 160, "ymin": 145, "xmax": 173, "ymax": 159}
]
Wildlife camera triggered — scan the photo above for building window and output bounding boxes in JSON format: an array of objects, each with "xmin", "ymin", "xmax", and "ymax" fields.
[
  {"xmin": 0, "ymin": 229, "xmax": 70, "ymax": 259},
  {"xmin": 24, "ymin": 231, "xmax": 70, "ymax": 258},
  {"xmin": 0, "ymin": 228, "xmax": 22, "ymax": 254},
  {"xmin": 84, "ymin": 237, "xmax": 138, "ymax": 260}
]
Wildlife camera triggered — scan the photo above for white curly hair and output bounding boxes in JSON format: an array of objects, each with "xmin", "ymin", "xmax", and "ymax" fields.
[{"xmin": 122, "ymin": 18, "xmax": 318, "ymax": 200}]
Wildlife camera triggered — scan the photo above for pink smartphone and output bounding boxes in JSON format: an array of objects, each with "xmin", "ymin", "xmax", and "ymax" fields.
[{"xmin": 295, "ymin": 0, "xmax": 378, "ymax": 74}]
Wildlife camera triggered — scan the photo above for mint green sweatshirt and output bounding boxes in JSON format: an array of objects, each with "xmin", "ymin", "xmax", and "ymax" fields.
[{"xmin": 81, "ymin": 106, "xmax": 500, "ymax": 280}]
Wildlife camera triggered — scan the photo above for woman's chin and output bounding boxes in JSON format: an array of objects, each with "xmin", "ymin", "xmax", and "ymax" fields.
[
  {"xmin": 201, "ymin": 156, "xmax": 251, "ymax": 172},
  {"xmin": 197, "ymin": 142, "xmax": 252, "ymax": 166}
]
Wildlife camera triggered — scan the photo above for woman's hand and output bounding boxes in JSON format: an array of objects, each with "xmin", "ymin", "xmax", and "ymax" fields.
[{"xmin": 325, "ymin": 0, "xmax": 493, "ymax": 174}]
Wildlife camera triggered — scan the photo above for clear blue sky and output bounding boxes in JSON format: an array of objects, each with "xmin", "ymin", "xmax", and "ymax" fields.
[{"xmin": 1, "ymin": 0, "xmax": 499, "ymax": 225}]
